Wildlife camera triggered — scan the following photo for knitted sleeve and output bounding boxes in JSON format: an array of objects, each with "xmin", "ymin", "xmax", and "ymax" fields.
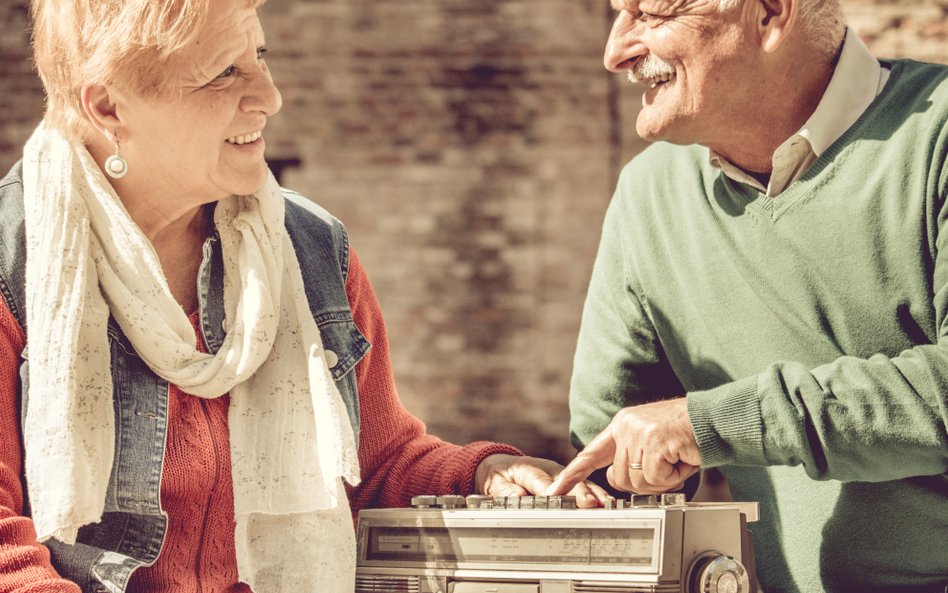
[
  {"xmin": 343, "ymin": 248, "xmax": 521, "ymax": 511},
  {"xmin": 689, "ymin": 133, "xmax": 948, "ymax": 482},
  {"xmin": 568, "ymin": 176, "xmax": 686, "ymax": 451},
  {"xmin": 0, "ymin": 298, "xmax": 81, "ymax": 592},
  {"xmin": 688, "ymin": 340, "xmax": 948, "ymax": 481}
]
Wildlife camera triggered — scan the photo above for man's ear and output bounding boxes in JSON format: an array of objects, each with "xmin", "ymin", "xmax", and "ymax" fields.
[
  {"xmin": 80, "ymin": 84, "xmax": 122, "ymax": 140},
  {"xmin": 756, "ymin": 0, "xmax": 798, "ymax": 53}
]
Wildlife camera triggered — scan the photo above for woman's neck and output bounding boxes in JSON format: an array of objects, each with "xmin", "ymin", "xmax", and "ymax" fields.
[
  {"xmin": 148, "ymin": 205, "xmax": 211, "ymax": 314},
  {"xmin": 85, "ymin": 137, "xmax": 215, "ymax": 313}
]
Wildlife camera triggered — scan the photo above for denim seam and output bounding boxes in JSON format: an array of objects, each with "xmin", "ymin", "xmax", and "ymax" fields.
[{"xmin": 0, "ymin": 275, "xmax": 22, "ymax": 331}]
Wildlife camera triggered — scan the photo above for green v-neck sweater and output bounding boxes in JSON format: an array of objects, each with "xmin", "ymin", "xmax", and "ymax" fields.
[{"xmin": 569, "ymin": 59, "xmax": 948, "ymax": 593}]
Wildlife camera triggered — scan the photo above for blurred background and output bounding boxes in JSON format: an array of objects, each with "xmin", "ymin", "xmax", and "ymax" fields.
[{"xmin": 0, "ymin": 0, "xmax": 945, "ymax": 463}]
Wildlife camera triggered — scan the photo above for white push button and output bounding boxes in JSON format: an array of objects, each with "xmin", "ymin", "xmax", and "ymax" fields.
[{"xmin": 324, "ymin": 349, "xmax": 339, "ymax": 368}]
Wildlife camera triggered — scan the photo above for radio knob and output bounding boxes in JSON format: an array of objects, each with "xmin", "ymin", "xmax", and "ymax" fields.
[
  {"xmin": 410, "ymin": 495, "xmax": 437, "ymax": 509},
  {"xmin": 546, "ymin": 495, "xmax": 577, "ymax": 509},
  {"xmin": 688, "ymin": 554, "xmax": 750, "ymax": 593},
  {"xmin": 631, "ymin": 494, "xmax": 659, "ymax": 507},
  {"xmin": 465, "ymin": 494, "xmax": 491, "ymax": 509},
  {"xmin": 436, "ymin": 495, "xmax": 467, "ymax": 509}
]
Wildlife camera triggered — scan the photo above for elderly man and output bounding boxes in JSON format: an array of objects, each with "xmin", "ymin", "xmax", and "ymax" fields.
[{"xmin": 547, "ymin": 0, "xmax": 948, "ymax": 592}]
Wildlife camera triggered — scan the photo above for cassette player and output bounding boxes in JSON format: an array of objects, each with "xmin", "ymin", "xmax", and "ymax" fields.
[{"xmin": 356, "ymin": 493, "xmax": 758, "ymax": 593}]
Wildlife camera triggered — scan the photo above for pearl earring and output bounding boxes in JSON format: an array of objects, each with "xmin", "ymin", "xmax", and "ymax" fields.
[{"xmin": 104, "ymin": 136, "xmax": 128, "ymax": 179}]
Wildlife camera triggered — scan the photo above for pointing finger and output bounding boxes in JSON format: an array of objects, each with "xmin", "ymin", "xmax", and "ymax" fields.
[{"xmin": 545, "ymin": 427, "xmax": 617, "ymax": 495}]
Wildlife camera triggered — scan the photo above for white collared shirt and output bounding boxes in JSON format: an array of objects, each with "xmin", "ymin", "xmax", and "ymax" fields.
[{"xmin": 710, "ymin": 28, "xmax": 890, "ymax": 196}]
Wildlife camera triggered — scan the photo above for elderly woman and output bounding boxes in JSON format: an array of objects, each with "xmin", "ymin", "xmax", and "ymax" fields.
[{"xmin": 0, "ymin": 0, "xmax": 606, "ymax": 591}]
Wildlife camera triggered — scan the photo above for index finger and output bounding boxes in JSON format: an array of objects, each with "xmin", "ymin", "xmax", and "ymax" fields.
[{"xmin": 544, "ymin": 427, "xmax": 617, "ymax": 495}]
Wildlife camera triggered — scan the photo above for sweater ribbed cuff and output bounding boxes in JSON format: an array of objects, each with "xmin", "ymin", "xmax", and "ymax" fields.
[
  {"xmin": 458, "ymin": 442, "xmax": 524, "ymax": 496},
  {"xmin": 687, "ymin": 375, "xmax": 766, "ymax": 467}
]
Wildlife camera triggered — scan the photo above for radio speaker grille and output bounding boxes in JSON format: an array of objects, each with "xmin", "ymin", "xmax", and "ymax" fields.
[
  {"xmin": 355, "ymin": 575, "xmax": 421, "ymax": 593},
  {"xmin": 573, "ymin": 582, "xmax": 680, "ymax": 593}
]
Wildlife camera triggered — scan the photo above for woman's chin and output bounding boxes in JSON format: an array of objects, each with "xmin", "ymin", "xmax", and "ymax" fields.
[{"xmin": 222, "ymin": 168, "xmax": 271, "ymax": 198}]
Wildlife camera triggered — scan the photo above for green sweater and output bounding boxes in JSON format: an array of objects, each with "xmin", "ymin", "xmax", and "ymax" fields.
[{"xmin": 570, "ymin": 59, "xmax": 948, "ymax": 593}]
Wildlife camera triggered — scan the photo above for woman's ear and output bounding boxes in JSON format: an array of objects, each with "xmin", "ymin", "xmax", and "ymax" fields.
[
  {"xmin": 80, "ymin": 84, "xmax": 122, "ymax": 140},
  {"xmin": 756, "ymin": 0, "xmax": 798, "ymax": 53}
]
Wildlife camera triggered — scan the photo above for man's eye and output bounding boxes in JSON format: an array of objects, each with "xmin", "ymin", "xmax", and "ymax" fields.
[
  {"xmin": 215, "ymin": 65, "xmax": 237, "ymax": 80},
  {"xmin": 638, "ymin": 12, "xmax": 663, "ymax": 25},
  {"xmin": 256, "ymin": 47, "xmax": 268, "ymax": 60}
]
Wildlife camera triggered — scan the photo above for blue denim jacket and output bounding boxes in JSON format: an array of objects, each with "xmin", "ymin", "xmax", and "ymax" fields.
[{"xmin": 0, "ymin": 162, "xmax": 370, "ymax": 593}]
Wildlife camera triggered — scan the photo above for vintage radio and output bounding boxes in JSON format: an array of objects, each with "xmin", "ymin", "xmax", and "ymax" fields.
[{"xmin": 356, "ymin": 493, "xmax": 758, "ymax": 593}]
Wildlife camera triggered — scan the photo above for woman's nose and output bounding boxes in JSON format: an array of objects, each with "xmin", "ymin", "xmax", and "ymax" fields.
[{"xmin": 242, "ymin": 68, "xmax": 283, "ymax": 117}]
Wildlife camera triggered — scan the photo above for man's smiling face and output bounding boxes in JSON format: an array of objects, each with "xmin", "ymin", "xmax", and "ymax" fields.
[{"xmin": 605, "ymin": 0, "xmax": 763, "ymax": 147}]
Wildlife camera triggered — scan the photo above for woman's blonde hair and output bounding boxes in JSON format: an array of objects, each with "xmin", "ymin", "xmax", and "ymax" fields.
[{"xmin": 30, "ymin": 0, "xmax": 257, "ymax": 141}]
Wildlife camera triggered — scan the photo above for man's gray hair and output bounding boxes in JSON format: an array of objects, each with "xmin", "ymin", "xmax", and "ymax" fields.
[{"xmin": 718, "ymin": 0, "xmax": 844, "ymax": 57}]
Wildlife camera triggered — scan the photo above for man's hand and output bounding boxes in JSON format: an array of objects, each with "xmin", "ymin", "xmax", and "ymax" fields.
[
  {"xmin": 474, "ymin": 454, "xmax": 612, "ymax": 508},
  {"xmin": 545, "ymin": 398, "xmax": 701, "ymax": 495}
]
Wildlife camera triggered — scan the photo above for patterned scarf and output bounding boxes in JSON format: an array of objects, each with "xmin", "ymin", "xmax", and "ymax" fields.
[{"xmin": 21, "ymin": 122, "xmax": 361, "ymax": 592}]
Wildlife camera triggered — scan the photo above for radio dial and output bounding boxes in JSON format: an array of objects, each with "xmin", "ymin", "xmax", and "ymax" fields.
[{"xmin": 689, "ymin": 554, "xmax": 750, "ymax": 593}]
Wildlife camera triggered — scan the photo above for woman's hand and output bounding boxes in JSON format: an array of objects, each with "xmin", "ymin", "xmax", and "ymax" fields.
[{"xmin": 474, "ymin": 454, "xmax": 612, "ymax": 508}]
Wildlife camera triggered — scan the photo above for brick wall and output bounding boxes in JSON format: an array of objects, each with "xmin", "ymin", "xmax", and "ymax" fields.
[
  {"xmin": 0, "ymin": 0, "xmax": 945, "ymax": 463},
  {"xmin": 0, "ymin": 3, "xmax": 43, "ymax": 160},
  {"xmin": 260, "ymin": 0, "xmax": 618, "ymax": 461}
]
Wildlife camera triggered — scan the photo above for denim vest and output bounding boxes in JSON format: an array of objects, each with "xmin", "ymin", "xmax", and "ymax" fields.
[{"xmin": 0, "ymin": 162, "xmax": 370, "ymax": 593}]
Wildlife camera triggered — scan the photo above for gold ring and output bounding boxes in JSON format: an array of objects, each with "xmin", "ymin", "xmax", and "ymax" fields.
[{"xmin": 628, "ymin": 463, "xmax": 644, "ymax": 470}]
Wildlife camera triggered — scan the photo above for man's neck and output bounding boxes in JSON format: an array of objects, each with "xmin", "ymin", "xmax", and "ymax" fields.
[{"xmin": 709, "ymin": 42, "xmax": 843, "ymax": 175}]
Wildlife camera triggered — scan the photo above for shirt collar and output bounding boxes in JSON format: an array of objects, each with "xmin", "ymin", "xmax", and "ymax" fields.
[
  {"xmin": 708, "ymin": 28, "xmax": 887, "ymax": 190},
  {"xmin": 798, "ymin": 27, "xmax": 886, "ymax": 157}
]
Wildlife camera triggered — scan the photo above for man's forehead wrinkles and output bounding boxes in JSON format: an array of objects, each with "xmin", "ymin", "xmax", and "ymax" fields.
[
  {"xmin": 610, "ymin": 0, "xmax": 699, "ymax": 14},
  {"xmin": 642, "ymin": 0, "xmax": 696, "ymax": 13}
]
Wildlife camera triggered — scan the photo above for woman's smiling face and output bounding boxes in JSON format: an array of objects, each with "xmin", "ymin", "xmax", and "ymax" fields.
[{"xmin": 113, "ymin": 0, "xmax": 283, "ymax": 202}]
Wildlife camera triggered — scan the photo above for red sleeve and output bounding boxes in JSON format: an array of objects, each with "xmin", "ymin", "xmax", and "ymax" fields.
[
  {"xmin": 343, "ymin": 248, "xmax": 521, "ymax": 511},
  {"xmin": 0, "ymin": 300, "xmax": 80, "ymax": 591}
]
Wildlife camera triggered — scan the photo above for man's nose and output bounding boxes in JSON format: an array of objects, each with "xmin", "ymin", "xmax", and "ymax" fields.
[{"xmin": 604, "ymin": 11, "xmax": 647, "ymax": 72}]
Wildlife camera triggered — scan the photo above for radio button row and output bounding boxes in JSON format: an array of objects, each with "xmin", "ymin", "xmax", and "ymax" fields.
[{"xmin": 411, "ymin": 495, "xmax": 578, "ymax": 510}]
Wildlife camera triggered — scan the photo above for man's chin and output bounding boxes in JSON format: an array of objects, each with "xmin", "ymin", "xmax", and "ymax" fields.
[
  {"xmin": 634, "ymin": 119, "xmax": 667, "ymax": 143},
  {"xmin": 635, "ymin": 117, "xmax": 695, "ymax": 146}
]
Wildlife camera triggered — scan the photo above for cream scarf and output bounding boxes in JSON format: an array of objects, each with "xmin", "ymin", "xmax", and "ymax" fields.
[{"xmin": 21, "ymin": 123, "xmax": 361, "ymax": 592}]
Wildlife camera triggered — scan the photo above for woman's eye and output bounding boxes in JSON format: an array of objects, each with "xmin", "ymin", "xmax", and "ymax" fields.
[
  {"xmin": 211, "ymin": 48, "xmax": 267, "ymax": 82},
  {"xmin": 215, "ymin": 65, "xmax": 237, "ymax": 80}
]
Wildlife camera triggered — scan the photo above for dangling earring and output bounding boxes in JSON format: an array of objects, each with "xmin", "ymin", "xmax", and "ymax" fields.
[{"xmin": 104, "ymin": 135, "xmax": 128, "ymax": 179}]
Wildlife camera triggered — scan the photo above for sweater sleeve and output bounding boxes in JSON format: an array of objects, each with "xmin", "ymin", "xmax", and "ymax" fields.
[
  {"xmin": 0, "ymin": 299, "xmax": 81, "ymax": 592},
  {"xmin": 689, "ymin": 174, "xmax": 948, "ymax": 483},
  {"xmin": 568, "ymin": 190, "xmax": 686, "ymax": 451},
  {"xmin": 688, "ymin": 347, "xmax": 948, "ymax": 482},
  {"xmin": 342, "ymin": 248, "xmax": 521, "ymax": 511}
]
